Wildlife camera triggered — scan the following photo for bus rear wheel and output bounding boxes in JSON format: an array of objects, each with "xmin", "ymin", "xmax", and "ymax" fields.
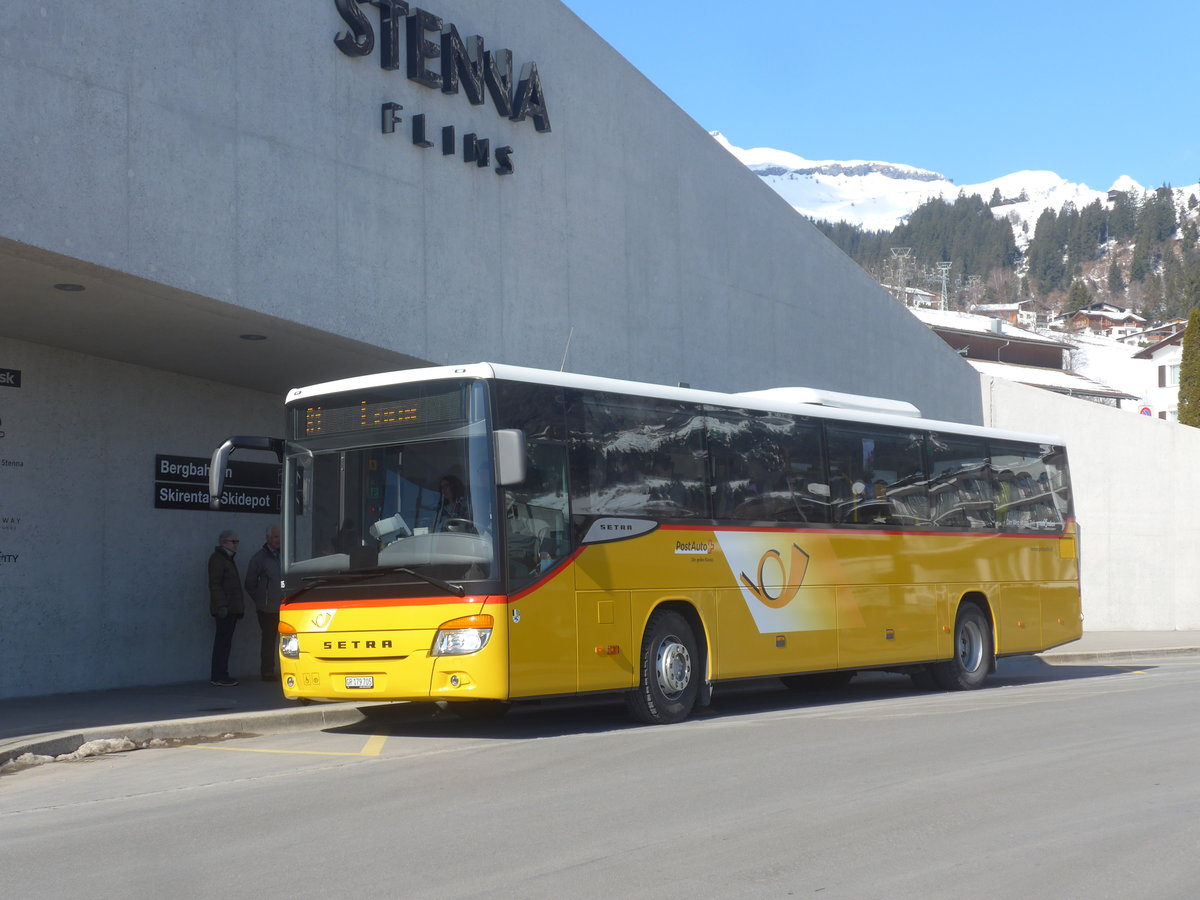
[
  {"xmin": 627, "ymin": 610, "xmax": 700, "ymax": 725},
  {"xmin": 932, "ymin": 604, "xmax": 992, "ymax": 690}
]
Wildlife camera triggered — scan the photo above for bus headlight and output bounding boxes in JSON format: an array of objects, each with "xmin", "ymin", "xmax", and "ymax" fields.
[
  {"xmin": 431, "ymin": 614, "xmax": 493, "ymax": 656},
  {"xmin": 279, "ymin": 622, "xmax": 300, "ymax": 659}
]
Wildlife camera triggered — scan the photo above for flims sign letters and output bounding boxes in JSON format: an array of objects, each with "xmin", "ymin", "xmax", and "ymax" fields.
[{"xmin": 332, "ymin": 1, "xmax": 551, "ymax": 176}]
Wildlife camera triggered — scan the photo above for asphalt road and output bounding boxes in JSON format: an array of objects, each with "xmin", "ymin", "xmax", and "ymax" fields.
[{"xmin": 2, "ymin": 656, "xmax": 1198, "ymax": 899}]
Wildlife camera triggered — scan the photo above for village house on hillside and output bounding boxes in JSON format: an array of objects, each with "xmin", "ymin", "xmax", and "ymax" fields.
[
  {"xmin": 907, "ymin": 307, "xmax": 1136, "ymax": 405},
  {"xmin": 1131, "ymin": 328, "xmax": 1186, "ymax": 420},
  {"xmin": 1119, "ymin": 319, "xmax": 1187, "ymax": 347},
  {"xmin": 883, "ymin": 284, "xmax": 940, "ymax": 308},
  {"xmin": 971, "ymin": 301, "xmax": 1037, "ymax": 329},
  {"xmin": 1058, "ymin": 302, "xmax": 1146, "ymax": 338}
]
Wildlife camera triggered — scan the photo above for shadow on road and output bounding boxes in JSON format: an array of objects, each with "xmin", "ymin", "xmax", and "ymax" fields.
[{"xmin": 322, "ymin": 655, "xmax": 1146, "ymax": 742}]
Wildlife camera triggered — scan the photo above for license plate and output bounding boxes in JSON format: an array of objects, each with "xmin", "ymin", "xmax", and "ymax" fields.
[{"xmin": 344, "ymin": 676, "xmax": 374, "ymax": 689}]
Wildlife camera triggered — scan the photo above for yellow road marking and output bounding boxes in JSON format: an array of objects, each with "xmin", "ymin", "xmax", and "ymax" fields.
[
  {"xmin": 189, "ymin": 731, "xmax": 389, "ymax": 757},
  {"xmin": 359, "ymin": 732, "xmax": 388, "ymax": 756}
]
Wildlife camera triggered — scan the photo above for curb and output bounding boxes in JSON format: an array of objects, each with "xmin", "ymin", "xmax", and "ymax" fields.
[
  {"xmin": 1037, "ymin": 646, "xmax": 1200, "ymax": 665},
  {"xmin": 0, "ymin": 702, "xmax": 377, "ymax": 769}
]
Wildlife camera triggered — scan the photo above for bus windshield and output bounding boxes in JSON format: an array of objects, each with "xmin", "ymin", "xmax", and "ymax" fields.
[{"xmin": 283, "ymin": 379, "xmax": 498, "ymax": 585}]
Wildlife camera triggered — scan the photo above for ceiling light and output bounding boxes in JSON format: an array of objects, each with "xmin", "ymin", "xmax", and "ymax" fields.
[
  {"xmin": 239, "ymin": 334, "xmax": 267, "ymax": 341},
  {"xmin": 54, "ymin": 283, "xmax": 85, "ymax": 292}
]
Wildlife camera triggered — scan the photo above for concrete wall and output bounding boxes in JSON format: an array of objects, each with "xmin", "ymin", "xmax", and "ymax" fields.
[
  {"xmin": 0, "ymin": 0, "xmax": 980, "ymax": 421},
  {"xmin": 0, "ymin": 337, "xmax": 280, "ymax": 694},
  {"xmin": 982, "ymin": 376, "xmax": 1200, "ymax": 631}
]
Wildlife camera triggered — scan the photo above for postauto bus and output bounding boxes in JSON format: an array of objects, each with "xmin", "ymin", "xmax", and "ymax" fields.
[{"xmin": 210, "ymin": 362, "xmax": 1081, "ymax": 724}]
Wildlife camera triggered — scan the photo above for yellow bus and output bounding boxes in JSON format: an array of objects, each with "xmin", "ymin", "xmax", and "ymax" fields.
[{"xmin": 211, "ymin": 362, "xmax": 1081, "ymax": 724}]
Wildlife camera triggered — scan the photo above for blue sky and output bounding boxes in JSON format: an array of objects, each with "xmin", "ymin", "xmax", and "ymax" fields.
[{"xmin": 561, "ymin": 0, "xmax": 1199, "ymax": 190}]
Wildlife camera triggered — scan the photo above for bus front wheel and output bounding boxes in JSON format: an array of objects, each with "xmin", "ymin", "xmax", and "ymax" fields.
[
  {"xmin": 627, "ymin": 610, "xmax": 700, "ymax": 725},
  {"xmin": 932, "ymin": 604, "xmax": 992, "ymax": 690}
]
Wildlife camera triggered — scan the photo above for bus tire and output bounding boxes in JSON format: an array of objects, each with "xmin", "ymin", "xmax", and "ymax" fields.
[
  {"xmin": 932, "ymin": 604, "xmax": 992, "ymax": 691},
  {"xmin": 627, "ymin": 610, "xmax": 700, "ymax": 725}
]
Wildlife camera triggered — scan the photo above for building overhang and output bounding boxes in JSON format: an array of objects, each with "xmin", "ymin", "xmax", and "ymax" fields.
[
  {"xmin": 966, "ymin": 358, "xmax": 1138, "ymax": 401},
  {"xmin": 0, "ymin": 238, "xmax": 425, "ymax": 395}
]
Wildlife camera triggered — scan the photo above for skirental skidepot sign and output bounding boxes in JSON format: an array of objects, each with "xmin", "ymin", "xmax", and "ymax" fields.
[
  {"xmin": 333, "ymin": 1, "xmax": 551, "ymax": 176},
  {"xmin": 154, "ymin": 455, "xmax": 283, "ymax": 515}
]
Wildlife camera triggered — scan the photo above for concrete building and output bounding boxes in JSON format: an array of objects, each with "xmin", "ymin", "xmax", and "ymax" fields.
[{"xmin": 0, "ymin": 1, "xmax": 980, "ymax": 698}]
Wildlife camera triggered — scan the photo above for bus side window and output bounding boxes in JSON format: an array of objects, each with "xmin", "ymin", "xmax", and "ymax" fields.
[
  {"xmin": 708, "ymin": 410, "xmax": 827, "ymax": 525},
  {"xmin": 991, "ymin": 442, "xmax": 1064, "ymax": 532},
  {"xmin": 929, "ymin": 434, "xmax": 994, "ymax": 530},
  {"xmin": 493, "ymin": 380, "xmax": 574, "ymax": 587},
  {"xmin": 826, "ymin": 425, "xmax": 929, "ymax": 527},
  {"xmin": 574, "ymin": 393, "xmax": 708, "ymax": 520}
]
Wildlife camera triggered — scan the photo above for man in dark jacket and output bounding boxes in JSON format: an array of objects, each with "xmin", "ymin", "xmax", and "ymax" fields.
[
  {"xmin": 244, "ymin": 524, "xmax": 283, "ymax": 681},
  {"xmin": 208, "ymin": 529, "xmax": 245, "ymax": 686}
]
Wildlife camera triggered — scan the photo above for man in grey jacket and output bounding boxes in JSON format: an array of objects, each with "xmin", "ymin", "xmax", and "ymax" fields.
[{"xmin": 244, "ymin": 524, "xmax": 283, "ymax": 681}]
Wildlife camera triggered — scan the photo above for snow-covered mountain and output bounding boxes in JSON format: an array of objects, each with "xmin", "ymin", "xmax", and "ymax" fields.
[{"xmin": 712, "ymin": 133, "xmax": 1189, "ymax": 247}]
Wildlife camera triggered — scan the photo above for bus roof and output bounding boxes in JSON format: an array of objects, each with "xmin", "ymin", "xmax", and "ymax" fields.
[{"xmin": 286, "ymin": 362, "xmax": 1067, "ymax": 448}]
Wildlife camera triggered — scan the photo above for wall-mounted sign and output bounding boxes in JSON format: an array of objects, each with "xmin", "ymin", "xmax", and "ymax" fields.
[
  {"xmin": 154, "ymin": 454, "xmax": 282, "ymax": 515},
  {"xmin": 0, "ymin": 367, "xmax": 21, "ymax": 389},
  {"xmin": 0, "ymin": 514, "xmax": 20, "ymax": 570},
  {"xmin": 333, "ymin": 1, "xmax": 551, "ymax": 176}
]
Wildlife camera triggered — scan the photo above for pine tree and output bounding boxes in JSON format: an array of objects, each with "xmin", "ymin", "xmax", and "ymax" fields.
[
  {"xmin": 1108, "ymin": 191, "xmax": 1139, "ymax": 243},
  {"xmin": 1107, "ymin": 257, "xmax": 1125, "ymax": 294},
  {"xmin": 1179, "ymin": 307, "xmax": 1200, "ymax": 427},
  {"xmin": 1066, "ymin": 279, "xmax": 1091, "ymax": 312}
]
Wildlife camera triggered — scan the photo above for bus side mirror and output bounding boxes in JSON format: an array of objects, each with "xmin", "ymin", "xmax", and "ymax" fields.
[
  {"xmin": 209, "ymin": 436, "xmax": 284, "ymax": 509},
  {"xmin": 494, "ymin": 429, "xmax": 527, "ymax": 486}
]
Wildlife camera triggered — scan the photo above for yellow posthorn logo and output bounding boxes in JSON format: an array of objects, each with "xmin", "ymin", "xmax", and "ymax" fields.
[{"xmin": 739, "ymin": 544, "xmax": 810, "ymax": 609}]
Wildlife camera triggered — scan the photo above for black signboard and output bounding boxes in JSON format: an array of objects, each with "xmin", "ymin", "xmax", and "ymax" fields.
[{"xmin": 154, "ymin": 454, "xmax": 282, "ymax": 515}]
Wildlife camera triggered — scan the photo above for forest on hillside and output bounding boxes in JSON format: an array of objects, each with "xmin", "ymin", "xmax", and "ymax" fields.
[{"xmin": 812, "ymin": 187, "xmax": 1200, "ymax": 324}]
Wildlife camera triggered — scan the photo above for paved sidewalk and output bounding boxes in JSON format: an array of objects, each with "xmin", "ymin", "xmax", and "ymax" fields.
[
  {"xmin": 3, "ymin": 632, "xmax": 1199, "ymax": 770},
  {"xmin": 0, "ymin": 677, "xmax": 381, "ymax": 770},
  {"xmin": 1037, "ymin": 630, "xmax": 1200, "ymax": 663}
]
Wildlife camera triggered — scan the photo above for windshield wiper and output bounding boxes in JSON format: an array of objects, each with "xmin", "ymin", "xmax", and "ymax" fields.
[
  {"xmin": 293, "ymin": 566, "xmax": 465, "ymax": 598},
  {"xmin": 390, "ymin": 566, "xmax": 466, "ymax": 597}
]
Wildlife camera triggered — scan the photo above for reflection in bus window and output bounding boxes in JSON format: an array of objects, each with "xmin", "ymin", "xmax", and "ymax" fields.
[
  {"xmin": 493, "ymin": 380, "xmax": 574, "ymax": 590},
  {"xmin": 708, "ymin": 410, "xmax": 828, "ymax": 523},
  {"xmin": 929, "ymin": 434, "xmax": 995, "ymax": 530},
  {"xmin": 825, "ymin": 425, "xmax": 929, "ymax": 526},
  {"xmin": 991, "ymin": 442, "xmax": 1067, "ymax": 532},
  {"xmin": 574, "ymin": 394, "xmax": 709, "ymax": 519},
  {"xmin": 505, "ymin": 444, "xmax": 570, "ymax": 588}
]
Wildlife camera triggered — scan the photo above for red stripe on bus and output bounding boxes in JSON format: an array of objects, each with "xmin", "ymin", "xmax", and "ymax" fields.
[
  {"xmin": 283, "ymin": 595, "xmax": 504, "ymax": 610},
  {"xmin": 658, "ymin": 522, "xmax": 1074, "ymax": 539}
]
